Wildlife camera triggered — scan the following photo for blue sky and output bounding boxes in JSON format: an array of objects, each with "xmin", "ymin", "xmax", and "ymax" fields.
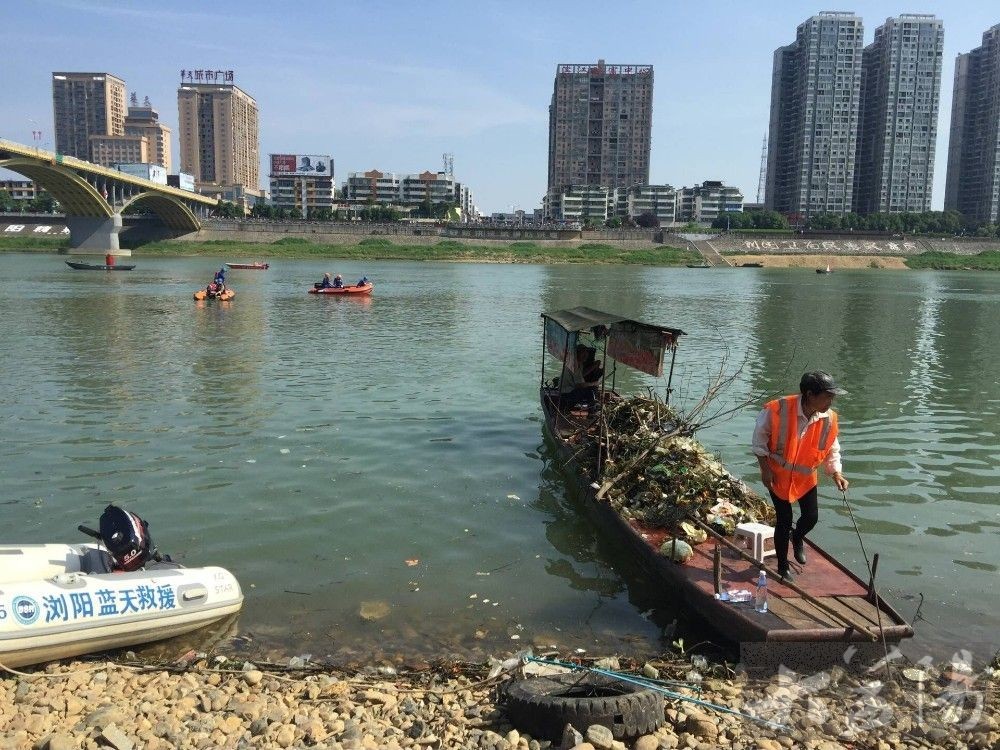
[{"xmin": 1, "ymin": 1, "xmax": 997, "ymax": 213}]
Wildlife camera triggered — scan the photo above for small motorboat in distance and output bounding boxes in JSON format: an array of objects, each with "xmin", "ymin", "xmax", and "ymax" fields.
[
  {"xmin": 309, "ymin": 281, "xmax": 374, "ymax": 296},
  {"xmin": 193, "ymin": 288, "xmax": 235, "ymax": 301},
  {"xmin": 66, "ymin": 261, "xmax": 135, "ymax": 271},
  {"xmin": 225, "ymin": 262, "xmax": 269, "ymax": 270},
  {"xmin": 0, "ymin": 504, "xmax": 243, "ymax": 669},
  {"xmin": 816, "ymin": 265, "xmax": 833, "ymax": 274}
]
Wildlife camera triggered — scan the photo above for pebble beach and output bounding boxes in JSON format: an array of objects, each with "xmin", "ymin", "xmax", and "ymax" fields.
[{"xmin": 2, "ymin": 649, "xmax": 996, "ymax": 750}]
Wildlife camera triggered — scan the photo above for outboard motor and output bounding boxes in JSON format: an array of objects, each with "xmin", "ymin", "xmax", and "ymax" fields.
[{"xmin": 98, "ymin": 504, "xmax": 157, "ymax": 571}]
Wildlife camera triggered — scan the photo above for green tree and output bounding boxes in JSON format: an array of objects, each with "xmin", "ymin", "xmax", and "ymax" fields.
[
  {"xmin": 0, "ymin": 189, "xmax": 14, "ymax": 212},
  {"xmin": 432, "ymin": 201, "xmax": 458, "ymax": 220},
  {"xmin": 288, "ymin": 207, "xmax": 303, "ymax": 220},
  {"xmin": 841, "ymin": 212, "xmax": 861, "ymax": 230},
  {"xmin": 250, "ymin": 199, "xmax": 274, "ymax": 219},
  {"xmin": 753, "ymin": 211, "xmax": 789, "ymax": 229},
  {"xmin": 213, "ymin": 201, "xmax": 243, "ymax": 218},
  {"xmin": 807, "ymin": 213, "xmax": 842, "ymax": 230},
  {"xmin": 605, "ymin": 216, "xmax": 623, "ymax": 228},
  {"xmin": 28, "ymin": 191, "xmax": 57, "ymax": 213},
  {"xmin": 635, "ymin": 212, "xmax": 660, "ymax": 228}
]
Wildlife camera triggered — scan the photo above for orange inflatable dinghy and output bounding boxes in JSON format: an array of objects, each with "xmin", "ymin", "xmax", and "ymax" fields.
[
  {"xmin": 308, "ymin": 282, "xmax": 374, "ymax": 296},
  {"xmin": 194, "ymin": 288, "xmax": 236, "ymax": 301}
]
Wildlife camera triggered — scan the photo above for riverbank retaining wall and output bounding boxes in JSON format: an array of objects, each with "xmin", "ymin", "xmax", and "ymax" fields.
[
  {"xmin": 4, "ymin": 214, "xmax": 1000, "ymax": 255},
  {"xmin": 707, "ymin": 235, "xmax": 1000, "ymax": 257},
  {"xmin": 177, "ymin": 220, "xmax": 672, "ymax": 250}
]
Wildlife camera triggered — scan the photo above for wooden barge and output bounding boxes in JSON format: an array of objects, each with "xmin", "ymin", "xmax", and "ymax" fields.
[{"xmin": 539, "ymin": 307, "xmax": 913, "ymax": 673}]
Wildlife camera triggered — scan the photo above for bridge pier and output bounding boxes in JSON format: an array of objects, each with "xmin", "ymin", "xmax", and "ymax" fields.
[{"xmin": 65, "ymin": 214, "xmax": 131, "ymax": 256}]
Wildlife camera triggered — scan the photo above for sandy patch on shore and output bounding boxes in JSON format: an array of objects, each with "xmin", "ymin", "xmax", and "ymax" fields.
[{"xmin": 726, "ymin": 254, "xmax": 908, "ymax": 269}]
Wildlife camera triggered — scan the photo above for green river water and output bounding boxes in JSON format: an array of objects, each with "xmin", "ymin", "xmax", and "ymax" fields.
[{"xmin": 0, "ymin": 253, "xmax": 996, "ymax": 666}]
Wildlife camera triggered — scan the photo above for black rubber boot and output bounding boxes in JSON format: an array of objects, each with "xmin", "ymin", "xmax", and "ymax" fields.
[{"xmin": 792, "ymin": 535, "xmax": 807, "ymax": 565}]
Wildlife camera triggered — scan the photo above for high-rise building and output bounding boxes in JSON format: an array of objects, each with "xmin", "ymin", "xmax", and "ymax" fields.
[
  {"xmin": 547, "ymin": 60, "xmax": 653, "ymax": 193},
  {"xmin": 52, "ymin": 72, "xmax": 127, "ymax": 161},
  {"xmin": 945, "ymin": 24, "xmax": 1000, "ymax": 225},
  {"xmin": 88, "ymin": 134, "xmax": 149, "ymax": 167},
  {"xmin": 854, "ymin": 15, "xmax": 944, "ymax": 215},
  {"xmin": 177, "ymin": 81, "xmax": 259, "ymax": 191},
  {"xmin": 124, "ymin": 96, "xmax": 173, "ymax": 172},
  {"xmin": 765, "ymin": 13, "xmax": 864, "ymax": 219}
]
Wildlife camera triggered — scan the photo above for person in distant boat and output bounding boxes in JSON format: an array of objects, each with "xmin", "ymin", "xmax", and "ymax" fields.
[
  {"xmin": 356, "ymin": 276, "xmax": 369, "ymax": 287},
  {"xmin": 752, "ymin": 371, "xmax": 850, "ymax": 582},
  {"xmin": 319, "ymin": 272, "xmax": 334, "ymax": 289},
  {"xmin": 333, "ymin": 274, "xmax": 344, "ymax": 288}
]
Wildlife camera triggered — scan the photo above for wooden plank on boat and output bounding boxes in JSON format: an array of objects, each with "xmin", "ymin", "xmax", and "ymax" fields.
[
  {"xmin": 834, "ymin": 595, "xmax": 885, "ymax": 626},
  {"xmin": 766, "ymin": 597, "xmax": 825, "ymax": 629},
  {"xmin": 771, "ymin": 596, "xmax": 844, "ymax": 629},
  {"xmin": 817, "ymin": 595, "xmax": 882, "ymax": 629}
]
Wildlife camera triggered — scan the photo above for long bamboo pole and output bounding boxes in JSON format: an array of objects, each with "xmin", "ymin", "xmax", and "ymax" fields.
[{"xmin": 684, "ymin": 514, "xmax": 877, "ymax": 641}]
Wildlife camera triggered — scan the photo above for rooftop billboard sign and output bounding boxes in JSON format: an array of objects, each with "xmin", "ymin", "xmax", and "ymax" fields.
[{"xmin": 269, "ymin": 154, "xmax": 333, "ymax": 177}]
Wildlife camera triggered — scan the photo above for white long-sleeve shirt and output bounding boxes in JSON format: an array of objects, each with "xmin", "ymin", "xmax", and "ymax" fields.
[{"xmin": 751, "ymin": 400, "xmax": 843, "ymax": 475}]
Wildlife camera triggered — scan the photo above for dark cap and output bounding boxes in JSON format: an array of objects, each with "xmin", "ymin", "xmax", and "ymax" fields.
[{"xmin": 800, "ymin": 371, "xmax": 847, "ymax": 396}]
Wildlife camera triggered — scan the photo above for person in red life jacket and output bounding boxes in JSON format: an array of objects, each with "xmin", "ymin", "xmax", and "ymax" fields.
[{"xmin": 752, "ymin": 371, "xmax": 850, "ymax": 582}]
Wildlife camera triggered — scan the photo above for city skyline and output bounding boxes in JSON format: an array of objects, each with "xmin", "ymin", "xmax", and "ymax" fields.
[{"xmin": 1, "ymin": 0, "xmax": 998, "ymax": 213}]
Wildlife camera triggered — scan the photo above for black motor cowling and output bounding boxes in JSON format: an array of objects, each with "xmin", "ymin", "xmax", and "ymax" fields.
[{"xmin": 98, "ymin": 504, "xmax": 156, "ymax": 571}]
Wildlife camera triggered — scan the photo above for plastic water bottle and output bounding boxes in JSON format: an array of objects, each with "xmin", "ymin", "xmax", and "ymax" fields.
[{"xmin": 754, "ymin": 570, "xmax": 768, "ymax": 613}]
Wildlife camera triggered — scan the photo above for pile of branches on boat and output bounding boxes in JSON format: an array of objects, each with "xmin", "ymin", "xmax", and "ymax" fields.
[{"xmin": 567, "ymin": 394, "xmax": 776, "ymax": 541}]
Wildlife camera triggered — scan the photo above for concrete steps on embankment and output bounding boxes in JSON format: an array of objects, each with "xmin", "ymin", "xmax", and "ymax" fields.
[{"xmin": 689, "ymin": 239, "xmax": 731, "ymax": 267}]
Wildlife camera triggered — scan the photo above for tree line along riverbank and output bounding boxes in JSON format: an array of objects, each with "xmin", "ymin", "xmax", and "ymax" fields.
[{"xmin": 3, "ymin": 235, "xmax": 1000, "ymax": 269}]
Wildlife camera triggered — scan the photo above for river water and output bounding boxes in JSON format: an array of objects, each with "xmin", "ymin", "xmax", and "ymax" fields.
[{"xmin": 0, "ymin": 253, "xmax": 997, "ymax": 666}]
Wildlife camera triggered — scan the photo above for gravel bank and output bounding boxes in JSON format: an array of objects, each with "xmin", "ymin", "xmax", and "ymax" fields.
[{"xmin": 2, "ymin": 651, "xmax": 996, "ymax": 750}]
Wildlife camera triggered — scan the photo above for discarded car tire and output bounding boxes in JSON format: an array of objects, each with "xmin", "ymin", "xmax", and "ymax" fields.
[{"xmin": 504, "ymin": 672, "xmax": 664, "ymax": 742}]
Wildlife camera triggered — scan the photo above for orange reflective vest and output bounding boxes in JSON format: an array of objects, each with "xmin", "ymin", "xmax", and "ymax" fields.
[{"xmin": 765, "ymin": 395, "xmax": 838, "ymax": 503}]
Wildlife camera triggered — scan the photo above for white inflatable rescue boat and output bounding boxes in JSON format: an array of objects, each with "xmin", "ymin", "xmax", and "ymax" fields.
[{"xmin": 0, "ymin": 506, "xmax": 243, "ymax": 669}]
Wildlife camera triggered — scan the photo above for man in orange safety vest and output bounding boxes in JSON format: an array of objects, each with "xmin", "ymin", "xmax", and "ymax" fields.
[{"xmin": 752, "ymin": 371, "xmax": 850, "ymax": 582}]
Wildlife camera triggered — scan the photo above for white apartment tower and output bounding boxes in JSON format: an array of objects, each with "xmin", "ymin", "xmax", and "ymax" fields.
[
  {"xmin": 945, "ymin": 24, "xmax": 1000, "ymax": 224},
  {"xmin": 765, "ymin": 12, "xmax": 864, "ymax": 219},
  {"xmin": 854, "ymin": 15, "xmax": 944, "ymax": 214}
]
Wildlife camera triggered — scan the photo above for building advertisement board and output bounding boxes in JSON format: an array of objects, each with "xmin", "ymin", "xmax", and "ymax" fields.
[
  {"xmin": 168, "ymin": 172, "xmax": 195, "ymax": 191},
  {"xmin": 269, "ymin": 154, "xmax": 333, "ymax": 177},
  {"xmin": 115, "ymin": 163, "xmax": 168, "ymax": 185}
]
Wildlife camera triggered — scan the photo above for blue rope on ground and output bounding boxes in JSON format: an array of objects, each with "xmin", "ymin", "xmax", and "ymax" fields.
[{"xmin": 524, "ymin": 656, "xmax": 788, "ymax": 732}]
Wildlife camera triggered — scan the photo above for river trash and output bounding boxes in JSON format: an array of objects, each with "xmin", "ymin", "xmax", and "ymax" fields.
[{"xmin": 569, "ymin": 396, "xmax": 776, "ymax": 540}]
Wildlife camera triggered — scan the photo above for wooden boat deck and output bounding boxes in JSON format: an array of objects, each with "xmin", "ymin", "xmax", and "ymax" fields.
[{"xmin": 544, "ymin": 394, "xmax": 912, "ymax": 671}]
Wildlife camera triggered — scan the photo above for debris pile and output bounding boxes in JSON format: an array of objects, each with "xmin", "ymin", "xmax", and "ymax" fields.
[{"xmin": 570, "ymin": 395, "xmax": 775, "ymax": 543}]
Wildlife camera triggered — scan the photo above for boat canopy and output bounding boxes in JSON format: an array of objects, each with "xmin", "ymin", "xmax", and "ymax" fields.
[{"xmin": 541, "ymin": 307, "xmax": 685, "ymax": 378}]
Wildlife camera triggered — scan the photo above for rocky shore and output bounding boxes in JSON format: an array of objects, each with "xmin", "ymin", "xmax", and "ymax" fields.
[{"xmin": 2, "ymin": 650, "xmax": 996, "ymax": 750}]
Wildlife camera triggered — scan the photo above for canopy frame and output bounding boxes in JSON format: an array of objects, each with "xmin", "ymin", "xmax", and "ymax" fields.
[{"xmin": 540, "ymin": 306, "xmax": 686, "ymax": 405}]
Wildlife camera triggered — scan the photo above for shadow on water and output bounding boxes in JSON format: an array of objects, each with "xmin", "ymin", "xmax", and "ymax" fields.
[{"xmin": 531, "ymin": 433, "xmax": 737, "ymax": 662}]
